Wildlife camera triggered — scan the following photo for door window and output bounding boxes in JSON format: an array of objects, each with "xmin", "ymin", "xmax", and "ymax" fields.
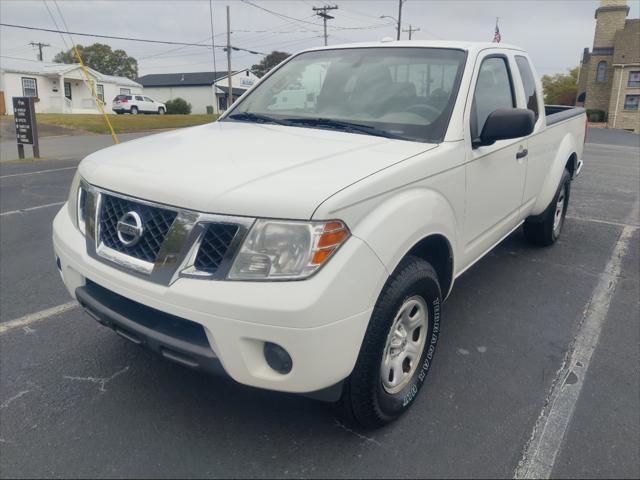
[
  {"xmin": 515, "ymin": 56, "xmax": 539, "ymax": 121},
  {"xmin": 144, "ymin": 96, "xmax": 154, "ymax": 102},
  {"xmin": 471, "ymin": 56, "xmax": 515, "ymax": 140},
  {"xmin": 135, "ymin": 95, "xmax": 144, "ymax": 101},
  {"xmin": 64, "ymin": 82, "xmax": 72, "ymax": 100}
]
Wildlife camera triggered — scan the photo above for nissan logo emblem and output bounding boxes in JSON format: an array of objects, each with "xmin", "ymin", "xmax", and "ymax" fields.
[{"xmin": 117, "ymin": 211, "xmax": 144, "ymax": 247}]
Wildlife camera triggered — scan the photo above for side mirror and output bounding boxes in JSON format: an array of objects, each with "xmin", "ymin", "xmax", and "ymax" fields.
[{"xmin": 474, "ymin": 108, "xmax": 535, "ymax": 148}]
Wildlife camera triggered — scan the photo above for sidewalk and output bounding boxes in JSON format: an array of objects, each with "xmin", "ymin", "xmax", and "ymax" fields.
[{"xmin": 0, "ymin": 131, "xmax": 156, "ymax": 162}]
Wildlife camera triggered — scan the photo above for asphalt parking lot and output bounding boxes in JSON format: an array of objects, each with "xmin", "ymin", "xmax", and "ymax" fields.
[{"xmin": 1, "ymin": 128, "xmax": 638, "ymax": 478}]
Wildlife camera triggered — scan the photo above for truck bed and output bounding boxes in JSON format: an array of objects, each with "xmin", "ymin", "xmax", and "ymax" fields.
[{"xmin": 545, "ymin": 105, "xmax": 586, "ymax": 126}]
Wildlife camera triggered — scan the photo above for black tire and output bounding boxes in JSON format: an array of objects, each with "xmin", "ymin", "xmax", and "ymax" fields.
[
  {"xmin": 340, "ymin": 256, "xmax": 442, "ymax": 428},
  {"xmin": 130, "ymin": 106, "xmax": 138, "ymax": 115},
  {"xmin": 523, "ymin": 169, "xmax": 571, "ymax": 247},
  {"xmin": 158, "ymin": 107, "xmax": 165, "ymax": 115}
]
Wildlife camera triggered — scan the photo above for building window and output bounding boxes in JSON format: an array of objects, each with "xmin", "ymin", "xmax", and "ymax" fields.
[
  {"xmin": 64, "ymin": 81, "xmax": 72, "ymax": 100},
  {"xmin": 120, "ymin": 88, "xmax": 131, "ymax": 95},
  {"xmin": 21, "ymin": 77, "xmax": 38, "ymax": 97},
  {"xmin": 623, "ymin": 94, "xmax": 639, "ymax": 110},
  {"xmin": 628, "ymin": 71, "xmax": 640, "ymax": 88},
  {"xmin": 96, "ymin": 84, "xmax": 104, "ymax": 102},
  {"xmin": 596, "ymin": 61, "xmax": 607, "ymax": 82}
]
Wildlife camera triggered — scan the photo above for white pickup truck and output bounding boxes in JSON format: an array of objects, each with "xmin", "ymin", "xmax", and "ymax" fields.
[{"xmin": 53, "ymin": 41, "xmax": 585, "ymax": 427}]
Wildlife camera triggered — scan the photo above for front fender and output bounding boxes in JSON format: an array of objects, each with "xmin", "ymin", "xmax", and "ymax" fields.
[
  {"xmin": 531, "ymin": 133, "xmax": 577, "ymax": 215},
  {"xmin": 350, "ymin": 187, "xmax": 459, "ymax": 277}
]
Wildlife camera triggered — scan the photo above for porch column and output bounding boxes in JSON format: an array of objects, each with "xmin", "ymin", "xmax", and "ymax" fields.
[{"xmin": 59, "ymin": 73, "xmax": 65, "ymax": 113}]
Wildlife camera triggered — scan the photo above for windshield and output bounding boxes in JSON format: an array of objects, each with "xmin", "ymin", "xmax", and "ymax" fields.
[{"xmin": 225, "ymin": 47, "xmax": 467, "ymax": 143}]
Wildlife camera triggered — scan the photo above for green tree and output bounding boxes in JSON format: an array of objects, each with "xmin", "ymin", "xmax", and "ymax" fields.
[
  {"xmin": 54, "ymin": 43, "xmax": 138, "ymax": 80},
  {"xmin": 541, "ymin": 67, "xmax": 579, "ymax": 105},
  {"xmin": 251, "ymin": 51, "xmax": 291, "ymax": 78}
]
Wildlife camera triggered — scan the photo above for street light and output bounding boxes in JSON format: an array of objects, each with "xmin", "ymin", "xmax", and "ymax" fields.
[{"xmin": 380, "ymin": 15, "xmax": 400, "ymax": 40}]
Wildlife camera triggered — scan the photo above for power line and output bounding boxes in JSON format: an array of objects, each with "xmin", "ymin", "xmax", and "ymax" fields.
[{"xmin": 0, "ymin": 22, "xmax": 267, "ymax": 55}]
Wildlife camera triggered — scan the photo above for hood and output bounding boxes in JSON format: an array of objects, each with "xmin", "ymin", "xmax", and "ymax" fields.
[{"xmin": 80, "ymin": 121, "xmax": 437, "ymax": 219}]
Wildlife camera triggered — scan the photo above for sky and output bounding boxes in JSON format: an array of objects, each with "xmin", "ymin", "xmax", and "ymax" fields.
[{"xmin": 1, "ymin": 0, "xmax": 639, "ymax": 78}]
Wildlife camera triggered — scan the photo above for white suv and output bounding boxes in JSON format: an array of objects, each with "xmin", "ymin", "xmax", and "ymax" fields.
[{"xmin": 112, "ymin": 94, "xmax": 166, "ymax": 115}]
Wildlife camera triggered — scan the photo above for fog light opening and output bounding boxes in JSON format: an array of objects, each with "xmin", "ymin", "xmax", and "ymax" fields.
[{"xmin": 263, "ymin": 342, "xmax": 292, "ymax": 375}]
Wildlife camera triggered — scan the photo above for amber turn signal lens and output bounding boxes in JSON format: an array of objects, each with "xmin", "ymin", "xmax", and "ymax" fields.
[
  {"xmin": 311, "ymin": 248, "xmax": 335, "ymax": 265},
  {"xmin": 318, "ymin": 229, "xmax": 349, "ymax": 248}
]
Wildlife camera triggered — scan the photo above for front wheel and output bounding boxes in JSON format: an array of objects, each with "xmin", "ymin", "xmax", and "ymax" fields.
[
  {"xmin": 340, "ymin": 256, "xmax": 442, "ymax": 428},
  {"xmin": 523, "ymin": 169, "xmax": 571, "ymax": 246},
  {"xmin": 158, "ymin": 107, "xmax": 165, "ymax": 115}
]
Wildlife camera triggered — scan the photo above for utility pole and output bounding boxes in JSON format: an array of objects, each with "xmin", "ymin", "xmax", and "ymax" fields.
[
  {"xmin": 313, "ymin": 5, "xmax": 338, "ymax": 46},
  {"xmin": 396, "ymin": 0, "xmax": 405, "ymax": 40},
  {"xmin": 226, "ymin": 5, "xmax": 232, "ymax": 111},
  {"xmin": 29, "ymin": 41, "xmax": 50, "ymax": 61},
  {"xmin": 402, "ymin": 24, "xmax": 420, "ymax": 40}
]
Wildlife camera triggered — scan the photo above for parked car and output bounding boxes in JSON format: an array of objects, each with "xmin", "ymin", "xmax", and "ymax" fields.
[
  {"xmin": 54, "ymin": 41, "xmax": 585, "ymax": 428},
  {"xmin": 112, "ymin": 94, "xmax": 165, "ymax": 114}
]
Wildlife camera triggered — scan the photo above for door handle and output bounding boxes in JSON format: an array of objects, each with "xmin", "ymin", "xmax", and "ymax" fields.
[{"xmin": 516, "ymin": 148, "xmax": 528, "ymax": 159}]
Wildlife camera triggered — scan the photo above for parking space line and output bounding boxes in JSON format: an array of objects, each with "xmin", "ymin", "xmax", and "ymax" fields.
[
  {"xmin": 0, "ymin": 302, "xmax": 79, "ymax": 335},
  {"xmin": 566, "ymin": 215, "xmax": 639, "ymax": 229},
  {"xmin": 1, "ymin": 201, "xmax": 66, "ymax": 217},
  {"xmin": 515, "ymin": 203, "xmax": 638, "ymax": 479},
  {"xmin": 0, "ymin": 166, "xmax": 77, "ymax": 179}
]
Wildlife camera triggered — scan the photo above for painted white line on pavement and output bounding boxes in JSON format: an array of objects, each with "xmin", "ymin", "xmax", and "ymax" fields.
[
  {"xmin": 0, "ymin": 302, "xmax": 79, "ymax": 335},
  {"xmin": 0, "ymin": 166, "xmax": 76, "ymax": 179},
  {"xmin": 515, "ymin": 201, "xmax": 638, "ymax": 479},
  {"xmin": 0, "ymin": 201, "xmax": 65, "ymax": 217},
  {"xmin": 566, "ymin": 215, "xmax": 640, "ymax": 229}
]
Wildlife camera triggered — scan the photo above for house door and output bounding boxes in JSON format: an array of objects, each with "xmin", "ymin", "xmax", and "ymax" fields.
[{"xmin": 64, "ymin": 82, "xmax": 72, "ymax": 100}]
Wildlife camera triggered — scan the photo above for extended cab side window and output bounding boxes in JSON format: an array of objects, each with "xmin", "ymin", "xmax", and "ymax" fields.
[
  {"xmin": 471, "ymin": 56, "xmax": 515, "ymax": 140},
  {"xmin": 515, "ymin": 56, "xmax": 539, "ymax": 122}
]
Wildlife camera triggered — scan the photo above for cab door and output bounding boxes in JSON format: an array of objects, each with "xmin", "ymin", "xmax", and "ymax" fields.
[{"xmin": 461, "ymin": 52, "xmax": 528, "ymax": 268}]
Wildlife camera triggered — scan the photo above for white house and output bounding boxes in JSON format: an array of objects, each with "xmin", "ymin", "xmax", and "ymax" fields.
[
  {"xmin": 0, "ymin": 57, "xmax": 142, "ymax": 114},
  {"xmin": 137, "ymin": 69, "xmax": 259, "ymax": 114}
]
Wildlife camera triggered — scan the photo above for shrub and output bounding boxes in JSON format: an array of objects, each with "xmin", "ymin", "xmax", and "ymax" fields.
[
  {"xmin": 165, "ymin": 98, "xmax": 192, "ymax": 115},
  {"xmin": 586, "ymin": 109, "xmax": 606, "ymax": 122}
]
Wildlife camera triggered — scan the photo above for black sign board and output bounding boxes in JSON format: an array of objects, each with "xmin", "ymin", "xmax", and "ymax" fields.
[{"xmin": 12, "ymin": 97, "xmax": 40, "ymax": 158}]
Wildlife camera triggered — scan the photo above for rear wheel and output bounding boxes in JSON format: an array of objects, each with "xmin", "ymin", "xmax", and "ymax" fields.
[
  {"xmin": 523, "ymin": 169, "xmax": 571, "ymax": 246},
  {"xmin": 340, "ymin": 256, "xmax": 442, "ymax": 428},
  {"xmin": 130, "ymin": 106, "xmax": 139, "ymax": 115},
  {"xmin": 158, "ymin": 107, "xmax": 165, "ymax": 115}
]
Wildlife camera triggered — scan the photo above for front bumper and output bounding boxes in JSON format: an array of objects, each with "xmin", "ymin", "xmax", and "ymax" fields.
[{"xmin": 53, "ymin": 205, "xmax": 388, "ymax": 394}]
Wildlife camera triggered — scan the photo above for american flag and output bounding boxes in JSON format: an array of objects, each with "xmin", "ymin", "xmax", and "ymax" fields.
[{"xmin": 493, "ymin": 19, "xmax": 501, "ymax": 43}]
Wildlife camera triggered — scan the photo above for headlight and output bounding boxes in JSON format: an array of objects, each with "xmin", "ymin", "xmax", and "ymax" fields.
[
  {"xmin": 228, "ymin": 219, "xmax": 350, "ymax": 280},
  {"xmin": 67, "ymin": 172, "xmax": 87, "ymax": 235}
]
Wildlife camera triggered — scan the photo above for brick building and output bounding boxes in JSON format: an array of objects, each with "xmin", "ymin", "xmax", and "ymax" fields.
[{"xmin": 576, "ymin": 0, "xmax": 640, "ymax": 132}]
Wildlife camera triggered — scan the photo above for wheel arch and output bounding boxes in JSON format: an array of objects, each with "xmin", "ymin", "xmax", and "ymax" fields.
[{"xmin": 405, "ymin": 233, "xmax": 455, "ymax": 299}]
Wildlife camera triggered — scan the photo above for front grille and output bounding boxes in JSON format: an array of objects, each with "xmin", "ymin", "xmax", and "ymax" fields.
[
  {"xmin": 194, "ymin": 223, "xmax": 239, "ymax": 273},
  {"xmin": 99, "ymin": 194, "xmax": 177, "ymax": 263}
]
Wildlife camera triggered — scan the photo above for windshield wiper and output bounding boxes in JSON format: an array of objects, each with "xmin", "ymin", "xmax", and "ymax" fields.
[
  {"xmin": 282, "ymin": 117, "xmax": 406, "ymax": 140},
  {"xmin": 226, "ymin": 112, "xmax": 294, "ymax": 127}
]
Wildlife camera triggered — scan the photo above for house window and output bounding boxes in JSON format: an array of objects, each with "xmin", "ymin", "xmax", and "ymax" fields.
[
  {"xmin": 628, "ymin": 71, "xmax": 640, "ymax": 88},
  {"xmin": 623, "ymin": 94, "xmax": 639, "ymax": 110},
  {"xmin": 120, "ymin": 88, "xmax": 131, "ymax": 95},
  {"xmin": 596, "ymin": 61, "xmax": 607, "ymax": 82},
  {"xmin": 96, "ymin": 84, "xmax": 104, "ymax": 102},
  {"xmin": 22, "ymin": 77, "xmax": 38, "ymax": 97},
  {"xmin": 64, "ymin": 81, "xmax": 72, "ymax": 100}
]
